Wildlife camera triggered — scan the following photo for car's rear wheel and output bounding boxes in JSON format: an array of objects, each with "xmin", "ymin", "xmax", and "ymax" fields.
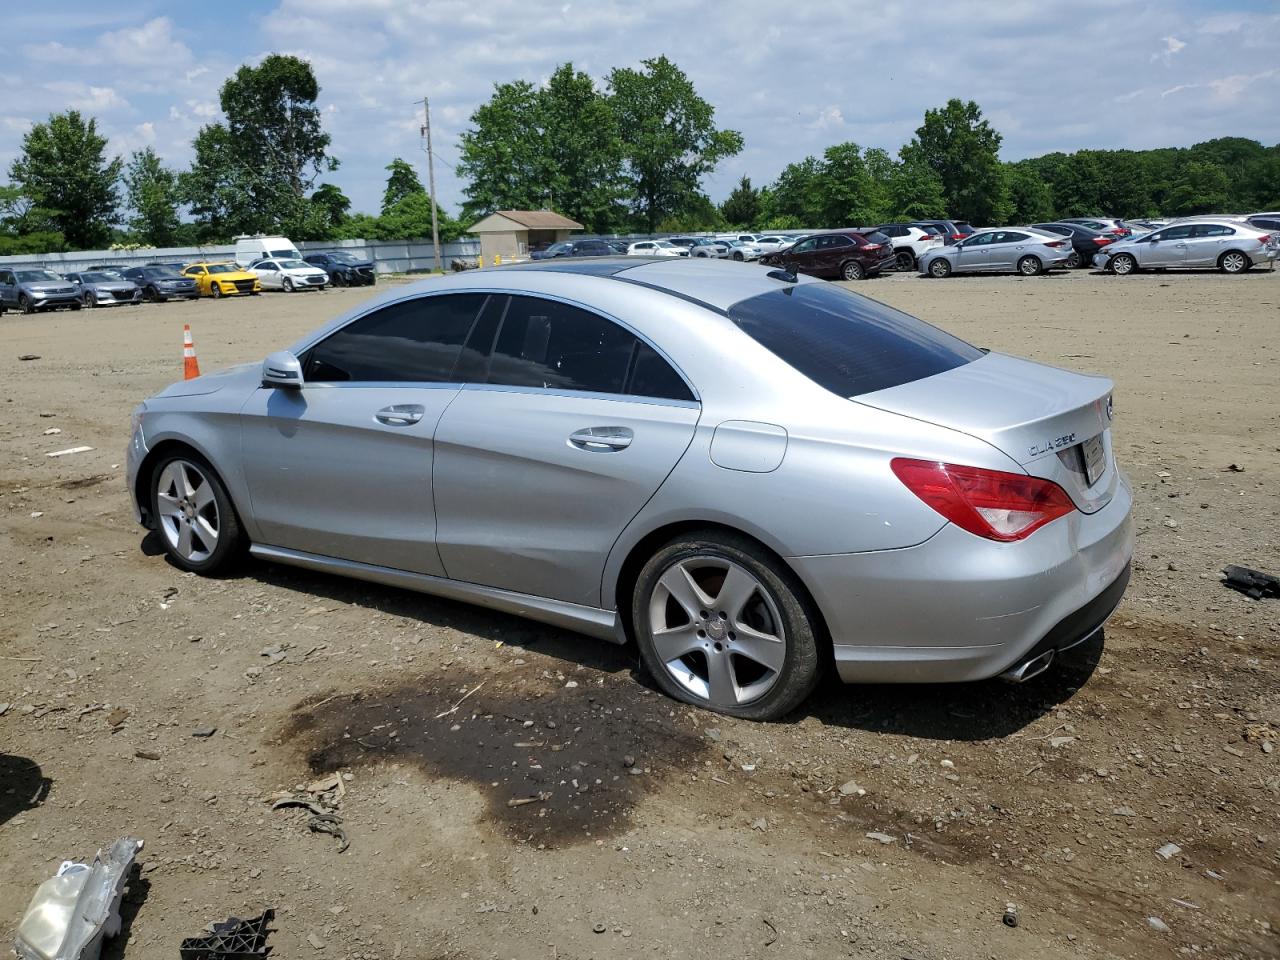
[
  {"xmin": 928, "ymin": 258, "xmax": 952, "ymax": 278},
  {"xmin": 282, "ymin": 277, "xmax": 294, "ymax": 292},
  {"xmin": 895, "ymin": 250, "xmax": 916, "ymax": 271},
  {"xmin": 633, "ymin": 531, "xmax": 821, "ymax": 720},
  {"xmin": 150, "ymin": 452, "xmax": 244, "ymax": 574},
  {"xmin": 1018, "ymin": 255, "xmax": 1043, "ymax": 276},
  {"xmin": 1219, "ymin": 250, "xmax": 1249, "ymax": 274},
  {"xmin": 1065, "ymin": 250, "xmax": 1082, "ymax": 269},
  {"xmin": 1111, "ymin": 253, "xmax": 1137, "ymax": 275},
  {"xmin": 841, "ymin": 260, "xmax": 865, "ymax": 281}
]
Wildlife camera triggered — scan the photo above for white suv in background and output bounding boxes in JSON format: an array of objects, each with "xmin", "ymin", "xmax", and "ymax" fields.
[{"xmin": 874, "ymin": 224, "xmax": 945, "ymax": 271}]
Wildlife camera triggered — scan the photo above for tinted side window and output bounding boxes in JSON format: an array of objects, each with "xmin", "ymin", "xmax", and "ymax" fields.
[
  {"xmin": 1156, "ymin": 225, "xmax": 1194, "ymax": 241},
  {"xmin": 1191, "ymin": 224, "xmax": 1234, "ymax": 237},
  {"xmin": 864, "ymin": 231, "xmax": 891, "ymax": 246},
  {"xmin": 487, "ymin": 296, "xmax": 638, "ymax": 394},
  {"xmin": 628, "ymin": 342, "xmax": 694, "ymax": 401},
  {"xmin": 998, "ymin": 231, "xmax": 1030, "ymax": 243},
  {"xmin": 791, "ymin": 238, "xmax": 819, "ymax": 254},
  {"xmin": 306, "ymin": 293, "xmax": 488, "ymax": 382},
  {"xmin": 728, "ymin": 283, "xmax": 982, "ymax": 398}
]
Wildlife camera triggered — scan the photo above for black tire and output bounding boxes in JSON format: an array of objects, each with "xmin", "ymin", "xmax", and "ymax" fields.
[
  {"xmin": 1111, "ymin": 253, "xmax": 1137, "ymax": 276},
  {"xmin": 19, "ymin": 294, "xmax": 34, "ymax": 314},
  {"xmin": 733, "ymin": 251, "xmax": 744, "ymax": 261},
  {"xmin": 1219, "ymin": 250, "xmax": 1250, "ymax": 274},
  {"xmin": 210, "ymin": 283, "xmax": 223, "ymax": 299},
  {"xmin": 148, "ymin": 450, "xmax": 245, "ymax": 575},
  {"xmin": 1065, "ymin": 250, "xmax": 1082, "ymax": 269},
  {"xmin": 928, "ymin": 258, "xmax": 952, "ymax": 278},
  {"xmin": 841, "ymin": 260, "xmax": 865, "ymax": 281},
  {"xmin": 334, "ymin": 272, "xmax": 347, "ymax": 287},
  {"xmin": 282, "ymin": 277, "xmax": 294, "ymax": 292},
  {"xmin": 83, "ymin": 292, "xmax": 97, "ymax": 309},
  {"xmin": 1017, "ymin": 255, "xmax": 1043, "ymax": 276},
  {"xmin": 632, "ymin": 530, "xmax": 822, "ymax": 721},
  {"xmin": 895, "ymin": 249, "xmax": 916, "ymax": 271}
]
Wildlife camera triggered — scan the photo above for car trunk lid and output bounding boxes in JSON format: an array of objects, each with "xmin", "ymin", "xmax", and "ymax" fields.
[{"xmin": 855, "ymin": 352, "xmax": 1117, "ymax": 511}]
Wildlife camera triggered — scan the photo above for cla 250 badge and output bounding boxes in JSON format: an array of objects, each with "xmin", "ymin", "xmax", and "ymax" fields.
[{"xmin": 1028, "ymin": 432, "xmax": 1078, "ymax": 458}]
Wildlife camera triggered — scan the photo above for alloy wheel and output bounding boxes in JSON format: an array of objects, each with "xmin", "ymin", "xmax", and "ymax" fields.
[
  {"xmin": 1221, "ymin": 252, "xmax": 1247, "ymax": 273},
  {"xmin": 1018, "ymin": 256, "xmax": 1042, "ymax": 276},
  {"xmin": 1112, "ymin": 254, "xmax": 1135, "ymax": 275},
  {"xmin": 647, "ymin": 556, "xmax": 786, "ymax": 709},
  {"xmin": 842, "ymin": 261, "xmax": 864, "ymax": 281},
  {"xmin": 929, "ymin": 259, "xmax": 951, "ymax": 278},
  {"xmin": 155, "ymin": 459, "xmax": 220, "ymax": 563}
]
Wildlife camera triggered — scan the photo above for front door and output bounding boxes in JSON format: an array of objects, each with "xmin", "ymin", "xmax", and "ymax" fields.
[
  {"xmin": 239, "ymin": 291, "xmax": 490, "ymax": 575},
  {"xmin": 1143, "ymin": 225, "xmax": 1192, "ymax": 267},
  {"xmin": 782, "ymin": 236, "xmax": 821, "ymax": 275},
  {"xmin": 955, "ymin": 232, "xmax": 995, "ymax": 271},
  {"xmin": 433, "ymin": 294, "xmax": 700, "ymax": 606}
]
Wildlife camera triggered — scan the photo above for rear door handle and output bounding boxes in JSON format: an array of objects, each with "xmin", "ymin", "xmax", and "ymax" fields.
[
  {"xmin": 375, "ymin": 404, "xmax": 425, "ymax": 426},
  {"xmin": 569, "ymin": 427, "xmax": 633, "ymax": 451}
]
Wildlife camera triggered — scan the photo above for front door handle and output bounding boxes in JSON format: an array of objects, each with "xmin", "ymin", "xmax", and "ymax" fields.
[
  {"xmin": 375, "ymin": 404, "xmax": 425, "ymax": 426},
  {"xmin": 569, "ymin": 427, "xmax": 633, "ymax": 451}
]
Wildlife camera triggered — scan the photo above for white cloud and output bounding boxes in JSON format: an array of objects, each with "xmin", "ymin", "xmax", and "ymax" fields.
[{"xmin": 44, "ymin": 83, "xmax": 128, "ymax": 112}]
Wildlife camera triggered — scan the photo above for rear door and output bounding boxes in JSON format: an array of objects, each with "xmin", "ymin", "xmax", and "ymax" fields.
[
  {"xmin": 239, "ymin": 292, "xmax": 488, "ymax": 575},
  {"xmin": 433, "ymin": 293, "xmax": 699, "ymax": 606},
  {"xmin": 1185, "ymin": 223, "xmax": 1234, "ymax": 266},
  {"xmin": 0, "ymin": 270, "xmax": 15, "ymax": 307}
]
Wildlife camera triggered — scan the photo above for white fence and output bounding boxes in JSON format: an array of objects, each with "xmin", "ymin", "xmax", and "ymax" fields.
[{"xmin": 0, "ymin": 237, "xmax": 481, "ymax": 275}]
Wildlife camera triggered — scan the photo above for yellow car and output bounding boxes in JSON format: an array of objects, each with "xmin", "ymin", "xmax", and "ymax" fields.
[{"xmin": 183, "ymin": 262, "xmax": 261, "ymax": 298}]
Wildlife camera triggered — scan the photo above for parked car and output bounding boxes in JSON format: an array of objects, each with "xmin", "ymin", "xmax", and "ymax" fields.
[
  {"xmin": 759, "ymin": 229, "xmax": 895, "ymax": 280},
  {"xmin": 908, "ymin": 220, "xmax": 976, "ymax": 245},
  {"xmin": 668, "ymin": 237, "xmax": 730, "ymax": 258},
  {"xmin": 121, "ymin": 266, "xmax": 200, "ymax": 301},
  {"xmin": 753, "ymin": 236, "xmax": 795, "ymax": 255},
  {"xmin": 64, "ymin": 270, "xmax": 141, "ymax": 308},
  {"xmin": 1246, "ymin": 214, "xmax": 1280, "ymax": 233},
  {"xmin": 0, "ymin": 267, "xmax": 82, "ymax": 313},
  {"xmin": 720, "ymin": 239, "xmax": 763, "ymax": 261},
  {"xmin": 1094, "ymin": 220, "xmax": 1278, "ymax": 275},
  {"xmin": 919, "ymin": 228, "xmax": 1072, "ymax": 277},
  {"xmin": 626, "ymin": 240, "xmax": 689, "ymax": 257},
  {"xmin": 251, "ymin": 257, "xmax": 330, "ymax": 292},
  {"xmin": 604, "ymin": 240, "xmax": 630, "ymax": 255},
  {"xmin": 304, "ymin": 252, "xmax": 377, "ymax": 286},
  {"xmin": 529, "ymin": 239, "xmax": 617, "ymax": 260},
  {"xmin": 1124, "ymin": 218, "xmax": 1167, "ymax": 233},
  {"xmin": 144, "ymin": 261, "xmax": 192, "ymax": 273},
  {"xmin": 1029, "ymin": 222, "xmax": 1119, "ymax": 269},
  {"xmin": 234, "ymin": 235, "xmax": 301, "ymax": 267},
  {"xmin": 80, "ymin": 264, "xmax": 131, "ymax": 278},
  {"xmin": 182, "ymin": 262, "xmax": 262, "ymax": 298},
  {"xmin": 1059, "ymin": 217, "xmax": 1131, "ymax": 238},
  {"xmin": 126, "ymin": 258, "xmax": 1132, "ymax": 719},
  {"xmin": 874, "ymin": 224, "xmax": 946, "ymax": 271}
]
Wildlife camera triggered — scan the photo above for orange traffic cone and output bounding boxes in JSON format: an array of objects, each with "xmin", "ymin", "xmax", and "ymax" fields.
[{"xmin": 183, "ymin": 324, "xmax": 201, "ymax": 380}]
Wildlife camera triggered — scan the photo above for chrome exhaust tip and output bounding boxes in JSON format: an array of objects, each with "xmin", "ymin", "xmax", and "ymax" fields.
[{"xmin": 999, "ymin": 649, "xmax": 1055, "ymax": 684}]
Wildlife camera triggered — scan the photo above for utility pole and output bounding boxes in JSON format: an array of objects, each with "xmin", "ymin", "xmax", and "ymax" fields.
[{"xmin": 418, "ymin": 96, "xmax": 443, "ymax": 274}]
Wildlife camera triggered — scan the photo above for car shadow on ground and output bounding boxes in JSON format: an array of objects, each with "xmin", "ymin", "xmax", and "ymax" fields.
[
  {"xmin": 238, "ymin": 555, "xmax": 1099, "ymax": 741},
  {"xmin": 0, "ymin": 754, "xmax": 52, "ymax": 827},
  {"xmin": 804, "ymin": 629, "xmax": 1104, "ymax": 741}
]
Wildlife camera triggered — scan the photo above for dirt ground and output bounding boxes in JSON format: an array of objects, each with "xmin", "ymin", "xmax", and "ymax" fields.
[{"xmin": 2, "ymin": 267, "xmax": 1277, "ymax": 960}]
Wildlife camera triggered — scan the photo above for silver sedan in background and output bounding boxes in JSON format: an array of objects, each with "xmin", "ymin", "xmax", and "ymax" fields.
[
  {"xmin": 127, "ymin": 259, "xmax": 1132, "ymax": 720},
  {"xmin": 65, "ymin": 271, "xmax": 142, "ymax": 308},
  {"xmin": 1095, "ymin": 220, "xmax": 1278, "ymax": 274},
  {"xmin": 919, "ymin": 228, "xmax": 1073, "ymax": 277}
]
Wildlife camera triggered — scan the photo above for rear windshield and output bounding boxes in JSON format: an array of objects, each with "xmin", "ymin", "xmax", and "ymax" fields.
[
  {"xmin": 863, "ymin": 231, "xmax": 891, "ymax": 246},
  {"xmin": 954, "ymin": 222, "xmax": 975, "ymax": 234},
  {"xmin": 727, "ymin": 283, "xmax": 982, "ymax": 398}
]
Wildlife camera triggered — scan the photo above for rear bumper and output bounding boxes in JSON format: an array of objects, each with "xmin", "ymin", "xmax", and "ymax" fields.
[{"xmin": 791, "ymin": 471, "xmax": 1134, "ymax": 684}]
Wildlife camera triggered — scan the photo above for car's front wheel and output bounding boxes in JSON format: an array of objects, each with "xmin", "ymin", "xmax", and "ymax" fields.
[
  {"xmin": 633, "ymin": 531, "xmax": 821, "ymax": 720},
  {"xmin": 928, "ymin": 258, "xmax": 952, "ymax": 278},
  {"xmin": 83, "ymin": 292, "xmax": 97, "ymax": 309},
  {"xmin": 150, "ymin": 452, "xmax": 244, "ymax": 574},
  {"xmin": 282, "ymin": 277, "xmax": 294, "ymax": 292},
  {"xmin": 1111, "ymin": 253, "xmax": 1137, "ymax": 275},
  {"xmin": 210, "ymin": 283, "xmax": 223, "ymax": 299},
  {"xmin": 19, "ymin": 294, "xmax": 34, "ymax": 314}
]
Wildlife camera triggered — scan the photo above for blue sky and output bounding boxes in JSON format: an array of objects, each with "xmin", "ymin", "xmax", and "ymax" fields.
[{"xmin": 2, "ymin": 1, "xmax": 1277, "ymax": 222}]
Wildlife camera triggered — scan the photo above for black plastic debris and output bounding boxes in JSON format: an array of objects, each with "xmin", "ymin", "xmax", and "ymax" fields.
[
  {"xmin": 1222, "ymin": 565, "xmax": 1280, "ymax": 600},
  {"xmin": 179, "ymin": 909, "xmax": 274, "ymax": 960}
]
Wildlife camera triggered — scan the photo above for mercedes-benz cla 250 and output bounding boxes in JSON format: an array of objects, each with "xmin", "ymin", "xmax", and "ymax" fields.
[{"xmin": 127, "ymin": 258, "xmax": 1133, "ymax": 719}]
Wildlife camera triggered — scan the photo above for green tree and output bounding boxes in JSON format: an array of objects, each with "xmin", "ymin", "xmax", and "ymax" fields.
[
  {"xmin": 124, "ymin": 148, "xmax": 181, "ymax": 246},
  {"xmin": 608, "ymin": 56, "xmax": 743, "ymax": 232},
  {"xmin": 1167, "ymin": 160, "xmax": 1231, "ymax": 215},
  {"xmin": 900, "ymin": 99, "xmax": 1010, "ymax": 224},
  {"xmin": 1005, "ymin": 161, "xmax": 1055, "ymax": 223},
  {"xmin": 538, "ymin": 63, "xmax": 626, "ymax": 233},
  {"xmin": 307, "ymin": 183, "xmax": 351, "ymax": 237},
  {"xmin": 769, "ymin": 157, "xmax": 825, "ymax": 226},
  {"xmin": 180, "ymin": 123, "xmax": 257, "ymax": 240},
  {"xmin": 9, "ymin": 110, "xmax": 121, "ymax": 248},
  {"xmin": 720, "ymin": 175, "xmax": 761, "ymax": 227},
  {"xmin": 656, "ymin": 193, "xmax": 726, "ymax": 233},
  {"xmin": 819, "ymin": 143, "xmax": 879, "ymax": 225},
  {"xmin": 885, "ymin": 156, "xmax": 947, "ymax": 220},
  {"xmin": 457, "ymin": 79, "xmax": 546, "ymax": 222},
  {"xmin": 382, "ymin": 158, "xmax": 423, "ymax": 213},
  {"xmin": 375, "ymin": 192, "xmax": 462, "ymax": 242}
]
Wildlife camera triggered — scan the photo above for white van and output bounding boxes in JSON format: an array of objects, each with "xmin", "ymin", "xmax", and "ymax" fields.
[{"xmin": 234, "ymin": 235, "xmax": 301, "ymax": 267}]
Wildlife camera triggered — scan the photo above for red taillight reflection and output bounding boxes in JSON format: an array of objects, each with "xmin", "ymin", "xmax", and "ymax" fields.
[{"xmin": 890, "ymin": 458, "xmax": 1077, "ymax": 542}]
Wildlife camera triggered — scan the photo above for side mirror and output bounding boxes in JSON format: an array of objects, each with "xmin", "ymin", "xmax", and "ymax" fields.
[{"xmin": 262, "ymin": 350, "xmax": 304, "ymax": 389}]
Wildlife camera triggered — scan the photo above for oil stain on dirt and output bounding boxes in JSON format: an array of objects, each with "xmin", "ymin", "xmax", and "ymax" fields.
[{"xmin": 285, "ymin": 666, "xmax": 709, "ymax": 846}]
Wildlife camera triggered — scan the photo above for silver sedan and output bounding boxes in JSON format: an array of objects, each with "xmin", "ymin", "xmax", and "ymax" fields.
[
  {"xmin": 126, "ymin": 259, "xmax": 1133, "ymax": 719},
  {"xmin": 1095, "ymin": 220, "xmax": 1278, "ymax": 274},
  {"xmin": 918, "ymin": 228, "xmax": 1073, "ymax": 277}
]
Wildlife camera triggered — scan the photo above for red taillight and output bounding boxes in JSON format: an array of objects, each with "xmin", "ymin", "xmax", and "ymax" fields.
[
  {"xmin": 1257, "ymin": 234, "xmax": 1272, "ymax": 244},
  {"xmin": 1092, "ymin": 237, "xmax": 1112, "ymax": 245},
  {"xmin": 890, "ymin": 458, "xmax": 1077, "ymax": 542},
  {"xmin": 1044, "ymin": 240, "xmax": 1066, "ymax": 248},
  {"xmin": 1108, "ymin": 229, "xmax": 1126, "ymax": 236},
  {"xmin": 860, "ymin": 243, "xmax": 882, "ymax": 250},
  {"xmin": 951, "ymin": 233, "xmax": 966, "ymax": 240}
]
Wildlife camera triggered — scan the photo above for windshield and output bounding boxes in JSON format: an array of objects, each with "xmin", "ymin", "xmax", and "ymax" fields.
[
  {"xmin": 278, "ymin": 259, "xmax": 309, "ymax": 270},
  {"xmin": 326, "ymin": 252, "xmax": 360, "ymax": 264},
  {"xmin": 145, "ymin": 268, "xmax": 183, "ymax": 279},
  {"xmin": 80, "ymin": 272, "xmax": 117, "ymax": 283},
  {"xmin": 728, "ymin": 283, "xmax": 982, "ymax": 398},
  {"xmin": 207, "ymin": 264, "xmax": 240, "ymax": 274},
  {"xmin": 269, "ymin": 248, "xmax": 298, "ymax": 259},
  {"xmin": 16, "ymin": 270, "xmax": 61, "ymax": 282}
]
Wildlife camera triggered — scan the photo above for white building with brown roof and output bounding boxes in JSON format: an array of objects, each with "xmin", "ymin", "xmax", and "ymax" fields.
[{"xmin": 467, "ymin": 210, "xmax": 584, "ymax": 262}]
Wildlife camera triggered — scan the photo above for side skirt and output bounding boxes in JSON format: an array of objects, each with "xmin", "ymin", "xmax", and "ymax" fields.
[{"xmin": 249, "ymin": 544, "xmax": 622, "ymax": 643}]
